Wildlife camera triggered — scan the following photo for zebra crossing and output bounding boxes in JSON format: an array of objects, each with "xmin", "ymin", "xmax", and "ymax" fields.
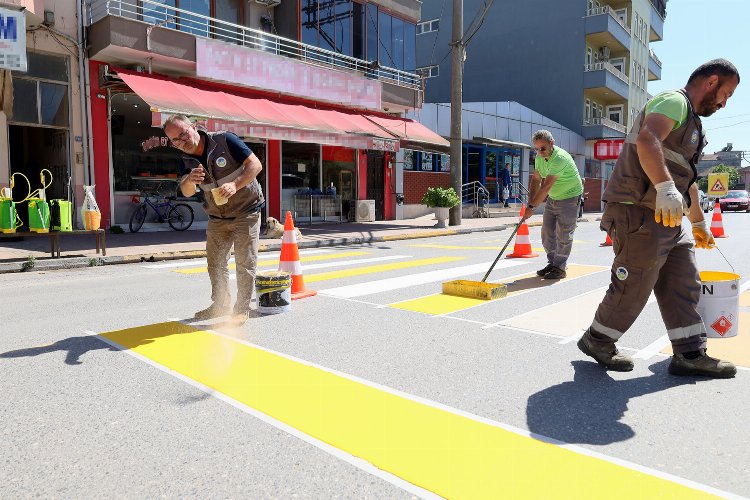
[{"xmin": 142, "ymin": 245, "xmax": 750, "ymax": 370}]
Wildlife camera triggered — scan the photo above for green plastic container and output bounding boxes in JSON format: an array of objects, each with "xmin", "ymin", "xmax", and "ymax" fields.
[
  {"xmin": 0, "ymin": 199, "xmax": 18, "ymax": 234},
  {"xmin": 28, "ymin": 198, "xmax": 50, "ymax": 233},
  {"xmin": 50, "ymin": 199, "xmax": 72, "ymax": 232}
]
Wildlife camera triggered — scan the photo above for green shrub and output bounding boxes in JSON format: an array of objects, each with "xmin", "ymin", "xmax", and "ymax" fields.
[
  {"xmin": 21, "ymin": 255, "xmax": 36, "ymax": 272},
  {"xmin": 420, "ymin": 187, "xmax": 460, "ymax": 208}
]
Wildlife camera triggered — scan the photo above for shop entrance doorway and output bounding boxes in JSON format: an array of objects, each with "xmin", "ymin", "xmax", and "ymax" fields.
[{"xmin": 366, "ymin": 151, "xmax": 385, "ymax": 220}]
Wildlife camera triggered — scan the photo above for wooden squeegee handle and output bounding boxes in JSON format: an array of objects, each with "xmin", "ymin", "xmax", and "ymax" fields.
[{"xmin": 481, "ymin": 220, "xmax": 523, "ymax": 283}]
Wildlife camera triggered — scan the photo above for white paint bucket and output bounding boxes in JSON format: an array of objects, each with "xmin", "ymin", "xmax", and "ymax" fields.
[
  {"xmin": 211, "ymin": 187, "xmax": 229, "ymax": 206},
  {"xmin": 256, "ymin": 271, "xmax": 292, "ymax": 315},
  {"xmin": 698, "ymin": 271, "xmax": 740, "ymax": 338}
]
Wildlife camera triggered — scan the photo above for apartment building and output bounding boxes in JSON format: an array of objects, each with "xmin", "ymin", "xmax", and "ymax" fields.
[
  {"xmin": 82, "ymin": 0, "xmax": 447, "ymax": 227},
  {"xmin": 414, "ymin": 0, "xmax": 667, "ymax": 210}
]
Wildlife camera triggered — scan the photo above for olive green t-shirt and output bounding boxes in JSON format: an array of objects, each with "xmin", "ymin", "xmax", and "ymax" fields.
[
  {"xmin": 645, "ymin": 90, "xmax": 688, "ymax": 130},
  {"xmin": 534, "ymin": 146, "xmax": 583, "ymax": 200}
]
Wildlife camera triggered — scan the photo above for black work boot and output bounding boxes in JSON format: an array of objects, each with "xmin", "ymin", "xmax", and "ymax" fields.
[
  {"xmin": 577, "ymin": 331, "xmax": 634, "ymax": 372},
  {"xmin": 668, "ymin": 350, "xmax": 736, "ymax": 378},
  {"xmin": 194, "ymin": 302, "xmax": 231, "ymax": 320},
  {"xmin": 536, "ymin": 264, "xmax": 553, "ymax": 277},
  {"xmin": 543, "ymin": 266, "xmax": 567, "ymax": 279}
]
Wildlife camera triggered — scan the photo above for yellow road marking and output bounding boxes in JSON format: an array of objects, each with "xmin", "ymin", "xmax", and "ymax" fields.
[
  {"xmin": 410, "ymin": 244, "xmax": 504, "ymax": 250},
  {"xmin": 390, "ymin": 264, "xmax": 607, "ymax": 315},
  {"xmin": 100, "ymin": 322, "xmax": 715, "ymax": 499},
  {"xmin": 175, "ymin": 251, "xmax": 370, "ymax": 274},
  {"xmin": 662, "ymin": 289, "xmax": 750, "ymax": 367},
  {"xmin": 304, "ymin": 256, "xmax": 464, "ymax": 283}
]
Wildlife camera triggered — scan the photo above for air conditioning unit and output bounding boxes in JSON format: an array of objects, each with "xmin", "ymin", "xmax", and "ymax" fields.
[
  {"xmin": 255, "ymin": 0, "xmax": 281, "ymax": 7},
  {"xmin": 599, "ymin": 46, "xmax": 611, "ymax": 60},
  {"xmin": 354, "ymin": 200, "xmax": 376, "ymax": 222}
]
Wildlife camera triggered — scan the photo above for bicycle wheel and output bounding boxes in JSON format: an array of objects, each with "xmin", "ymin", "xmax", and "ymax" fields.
[
  {"xmin": 167, "ymin": 203, "xmax": 194, "ymax": 231},
  {"xmin": 129, "ymin": 204, "xmax": 148, "ymax": 233}
]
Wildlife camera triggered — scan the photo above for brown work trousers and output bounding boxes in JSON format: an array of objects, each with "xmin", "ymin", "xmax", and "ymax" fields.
[
  {"xmin": 206, "ymin": 212, "xmax": 260, "ymax": 313},
  {"xmin": 588, "ymin": 203, "xmax": 706, "ymax": 354}
]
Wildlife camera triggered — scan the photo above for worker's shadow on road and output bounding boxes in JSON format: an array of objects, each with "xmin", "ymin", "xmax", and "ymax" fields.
[
  {"xmin": 526, "ymin": 360, "xmax": 703, "ymax": 445},
  {"xmin": 0, "ymin": 321, "xmax": 191, "ymax": 366}
]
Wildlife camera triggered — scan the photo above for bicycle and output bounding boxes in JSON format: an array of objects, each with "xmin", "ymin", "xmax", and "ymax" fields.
[{"xmin": 129, "ymin": 191, "xmax": 195, "ymax": 233}]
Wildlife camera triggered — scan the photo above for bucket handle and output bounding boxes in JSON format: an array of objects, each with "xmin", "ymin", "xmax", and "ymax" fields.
[{"xmin": 714, "ymin": 245, "xmax": 736, "ymax": 276}]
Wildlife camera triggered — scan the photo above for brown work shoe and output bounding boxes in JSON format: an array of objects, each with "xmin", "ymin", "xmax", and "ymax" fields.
[
  {"xmin": 577, "ymin": 333, "xmax": 634, "ymax": 372},
  {"xmin": 194, "ymin": 302, "xmax": 231, "ymax": 320},
  {"xmin": 668, "ymin": 351, "xmax": 736, "ymax": 378},
  {"xmin": 543, "ymin": 266, "xmax": 567, "ymax": 280}
]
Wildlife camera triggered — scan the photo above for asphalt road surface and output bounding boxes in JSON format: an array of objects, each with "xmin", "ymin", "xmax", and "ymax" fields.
[{"xmin": 2, "ymin": 213, "xmax": 749, "ymax": 498}]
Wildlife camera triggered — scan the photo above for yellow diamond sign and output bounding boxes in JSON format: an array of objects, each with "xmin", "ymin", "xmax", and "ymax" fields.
[{"xmin": 707, "ymin": 172, "xmax": 729, "ymax": 197}]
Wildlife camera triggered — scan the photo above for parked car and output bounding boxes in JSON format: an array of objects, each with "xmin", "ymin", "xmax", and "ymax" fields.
[
  {"xmin": 718, "ymin": 190, "xmax": 750, "ymax": 212},
  {"xmin": 698, "ymin": 189, "xmax": 712, "ymax": 213}
]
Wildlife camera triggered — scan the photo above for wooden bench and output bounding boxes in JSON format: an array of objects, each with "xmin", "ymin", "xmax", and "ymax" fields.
[{"xmin": 0, "ymin": 229, "xmax": 106, "ymax": 259}]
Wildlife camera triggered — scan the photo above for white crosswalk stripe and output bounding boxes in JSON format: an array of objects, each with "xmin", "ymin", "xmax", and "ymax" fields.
[
  {"xmin": 229, "ymin": 255, "xmax": 411, "ymax": 280},
  {"xmin": 142, "ymin": 249, "xmax": 333, "ymax": 269}
]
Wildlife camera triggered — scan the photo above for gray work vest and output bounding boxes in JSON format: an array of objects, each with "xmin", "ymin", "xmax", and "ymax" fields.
[
  {"xmin": 181, "ymin": 131, "xmax": 264, "ymax": 218},
  {"xmin": 603, "ymin": 89, "xmax": 706, "ymax": 209}
]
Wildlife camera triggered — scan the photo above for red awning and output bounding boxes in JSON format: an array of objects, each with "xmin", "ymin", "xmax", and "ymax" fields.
[
  {"xmin": 116, "ymin": 70, "xmax": 400, "ymax": 150},
  {"xmin": 362, "ymin": 115, "xmax": 450, "ymax": 150}
]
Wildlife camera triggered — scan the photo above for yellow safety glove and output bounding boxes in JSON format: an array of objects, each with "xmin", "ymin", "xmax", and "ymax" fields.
[
  {"xmin": 654, "ymin": 181, "xmax": 685, "ymax": 227},
  {"xmin": 691, "ymin": 219, "xmax": 715, "ymax": 249}
]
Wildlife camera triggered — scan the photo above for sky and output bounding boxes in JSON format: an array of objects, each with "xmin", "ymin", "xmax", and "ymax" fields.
[{"xmin": 648, "ymin": 0, "xmax": 750, "ymax": 165}]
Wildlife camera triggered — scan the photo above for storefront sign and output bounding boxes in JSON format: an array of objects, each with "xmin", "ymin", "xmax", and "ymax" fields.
[
  {"xmin": 594, "ymin": 139, "xmax": 624, "ymax": 160},
  {"xmin": 196, "ymin": 39, "xmax": 382, "ymax": 111},
  {"xmin": 371, "ymin": 138, "xmax": 398, "ymax": 152},
  {"xmin": 0, "ymin": 7, "xmax": 27, "ymax": 71},
  {"xmin": 141, "ymin": 135, "xmax": 170, "ymax": 152}
]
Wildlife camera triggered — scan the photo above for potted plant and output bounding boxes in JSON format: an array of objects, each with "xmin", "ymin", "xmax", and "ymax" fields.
[{"xmin": 421, "ymin": 187, "xmax": 460, "ymax": 228}]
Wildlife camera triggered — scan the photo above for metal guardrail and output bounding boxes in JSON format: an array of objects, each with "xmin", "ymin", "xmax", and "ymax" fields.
[
  {"xmin": 585, "ymin": 5, "xmax": 631, "ymax": 35},
  {"xmin": 583, "ymin": 117, "xmax": 627, "ymax": 134},
  {"xmin": 649, "ymin": 48, "xmax": 662, "ymax": 68},
  {"xmin": 584, "ymin": 61, "xmax": 629, "ymax": 85},
  {"xmin": 87, "ymin": 0, "xmax": 422, "ymax": 91}
]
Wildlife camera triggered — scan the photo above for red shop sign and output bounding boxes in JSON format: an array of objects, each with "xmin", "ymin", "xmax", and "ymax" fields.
[{"xmin": 594, "ymin": 139, "xmax": 625, "ymax": 160}]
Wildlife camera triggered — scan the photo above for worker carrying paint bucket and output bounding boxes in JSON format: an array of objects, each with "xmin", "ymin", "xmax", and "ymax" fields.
[{"xmin": 578, "ymin": 59, "xmax": 741, "ymax": 379}]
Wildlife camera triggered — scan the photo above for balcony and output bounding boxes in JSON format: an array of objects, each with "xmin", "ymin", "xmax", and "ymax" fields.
[
  {"xmin": 85, "ymin": 0, "xmax": 422, "ymax": 112},
  {"xmin": 582, "ymin": 117, "xmax": 627, "ymax": 140},
  {"xmin": 649, "ymin": 1, "xmax": 665, "ymax": 41},
  {"xmin": 584, "ymin": 61, "xmax": 630, "ymax": 100},
  {"xmin": 648, "ymin": 48, "xmax": 662, "ymax": 80},
  {"xmin": 584, "ymin": 6, "xmax": 632, "ymax": 52}
]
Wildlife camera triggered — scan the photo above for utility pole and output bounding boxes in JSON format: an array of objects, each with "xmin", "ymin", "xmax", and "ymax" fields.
[{"xmin": 449, "ymin": 0, "xmax": 464, "ymax": 226}]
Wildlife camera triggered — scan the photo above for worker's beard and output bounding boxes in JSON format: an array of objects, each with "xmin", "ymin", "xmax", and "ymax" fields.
[{"xmin": 697, "ymin": 86, "xmax": 721, "ymax": 117}]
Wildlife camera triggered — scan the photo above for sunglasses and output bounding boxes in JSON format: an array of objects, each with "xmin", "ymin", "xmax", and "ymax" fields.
[{"xmin": 533, "ymin": 146, "xmax": 548, "ymax": 152}]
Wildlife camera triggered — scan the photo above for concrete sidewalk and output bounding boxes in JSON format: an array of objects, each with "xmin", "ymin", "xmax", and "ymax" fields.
[{"xmin": 0, "ymin": 212, "xmax": 601, "ymax": 273}]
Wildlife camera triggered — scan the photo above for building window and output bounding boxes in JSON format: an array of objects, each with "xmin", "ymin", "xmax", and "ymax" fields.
[
  {"xmin": 585, "ymin": 99, "xmax": 591, "ymax": 121},
  {"xmin": 610, "ymin": 57, "xmax": 625, "ymax": 74},
  {"xmin": 439, "ymin": 154, "xmax": 450, "ymax": 172},
  {"xmin": 586, "ymin": 47, "xmax": 593, "ymax": 66},
  {"xmin": 417, "ymin": 65, "xmax": 439, "ymax": 79},
  {"xmin": 11, "ymin": 52, "xmax": 69, "ymax": 126},
  {"xmin": 403, "ymin": 149, "xmax": 415, "ymax": 170},
  {"xmin": 417, "ymin": 19, "xmax": 439, "ymax": 35},
  {"xmin": 607, "ymin": 104, "xmax": 624, "ymax": 124}
]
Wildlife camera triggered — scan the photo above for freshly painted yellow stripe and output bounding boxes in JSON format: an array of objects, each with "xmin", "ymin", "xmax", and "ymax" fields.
[
  {"xmin": 662, "ymin": 289, "xmax": 750, "ymax": 368},
  {"xmin": 101, "ymin": 322, "xmax": 713, "ymax": 499},
  {"xmin": 410, "ymin": 244, "xmax": 505, "ymax": 250},
  {"xmin": 303, "ymin": 256, "xmax": 464, "ymax": 283},
  {"xmin": 175, "ymin": 251, "xmax": 370, "ymax": 274},
  {"xmin": 390, "ymin": 264, "xmax": 607, "ymax": 315}
]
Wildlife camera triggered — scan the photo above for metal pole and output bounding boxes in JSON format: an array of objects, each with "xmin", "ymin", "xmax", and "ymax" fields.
[{"xmin": 449, "ymin": 0, "xmax": 463, "ymax": 226}]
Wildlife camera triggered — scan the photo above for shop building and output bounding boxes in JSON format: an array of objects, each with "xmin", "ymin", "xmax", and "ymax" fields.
[{"xmin": 83, "ymin": 0, "xmax": 448, "ymax": 228}]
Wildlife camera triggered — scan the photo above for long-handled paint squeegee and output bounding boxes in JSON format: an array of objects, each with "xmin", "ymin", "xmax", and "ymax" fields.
[{"xmin": 441, "ymin": 220, "xmax": 523, "ymax": 300}]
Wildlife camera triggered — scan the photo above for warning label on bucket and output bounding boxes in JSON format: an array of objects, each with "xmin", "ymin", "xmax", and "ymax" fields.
[{"xmin": 711, "ymin": 316, "xmax": 733, "ymax": 337}]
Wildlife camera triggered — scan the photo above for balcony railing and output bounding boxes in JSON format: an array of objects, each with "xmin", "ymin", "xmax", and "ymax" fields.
[
  {"xmin": 649, "ymin": 48, "xmax": 662, "ymax": 68},
  {"xmin": 584, "ymin": 61, "xmax": 629, "ymax": 85},
  {"xmin": 585, "ymin": 5, "xmax": 631, "ymax": 35},
  {"xmin": 584, "ymin": 117, "xmax": 627, "ymax": 134},
  {"xmin": 87, "ymin": 0, "xmax": 421, "ymax": 91}
]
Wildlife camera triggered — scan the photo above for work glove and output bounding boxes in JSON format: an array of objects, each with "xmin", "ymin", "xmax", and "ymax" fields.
[
  {"xmin": 654, "ymin": 180, "xmax": 685, "ymax": 227},
  {"xmin": 692, "ymin": 219, "xmax": 715, "ymax": 249}
]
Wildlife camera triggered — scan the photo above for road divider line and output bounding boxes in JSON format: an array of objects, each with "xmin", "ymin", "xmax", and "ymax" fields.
[
  {"xmin": 319, "ymin": 260, "xmax": 529, "ymax": 299},
  {"xmin": 144, "ymin": 249, "xmax": 332, "ymax": 269},
  {"xmin": 96, "ymin": 323, "xmax": 728, "ymax": 499},
  {"xmin": 303, "ymin": 256, "xmax": 465, "ymax": 284}
]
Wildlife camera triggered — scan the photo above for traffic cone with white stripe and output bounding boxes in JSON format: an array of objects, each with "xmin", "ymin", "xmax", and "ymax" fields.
[
  {"xmin": 710, "ymin": 201, "xmax": 727, "ymax": 238},
  {"xmin": 600, "ymin": 232, "xmax": 613, "ymax": 247},
  {"xmin": 506, "ymin": 206, "xmax": 539, "ymax": 259},
  {"xmin": 278, "ymin": 211, "xmax": 317, "ymax": 299}
]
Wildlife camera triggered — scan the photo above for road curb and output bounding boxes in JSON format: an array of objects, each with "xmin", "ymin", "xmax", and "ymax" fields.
[{"xmin": 0, "ymin": 218, "xmax": 588, "ymax": 274}]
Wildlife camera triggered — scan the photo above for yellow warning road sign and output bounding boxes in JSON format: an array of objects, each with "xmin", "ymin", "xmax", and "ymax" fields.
[{"xmin": 708, "ymin": 173, "xmax": 729, "ymax": 196}]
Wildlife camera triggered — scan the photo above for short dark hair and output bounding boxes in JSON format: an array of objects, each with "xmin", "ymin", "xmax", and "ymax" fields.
[{"xmin": 687, "ymin": 59, "xmax": 740, "ymax": 85}]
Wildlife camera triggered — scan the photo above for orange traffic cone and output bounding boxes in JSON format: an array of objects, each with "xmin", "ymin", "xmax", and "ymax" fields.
[
  {"xmin": 278, "ymin": 211, "xmax": 317, "ymax": 299},
  {"xmin": 506, "ymin": 206, "xmax": 539, "ymax": 259},
  {"xmin": 710, "ymin": 201, "xmax": 727, "ymax": 238},
  {"xmin": 600, "ymin": 232, "xmax": 612, "ymax": 247}
]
